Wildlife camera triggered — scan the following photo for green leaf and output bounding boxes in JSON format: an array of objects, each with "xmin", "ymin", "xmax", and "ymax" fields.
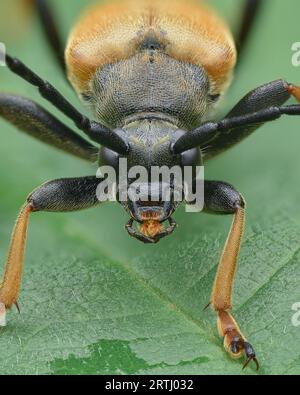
[{"xmin": 0, "ymin": 0, "xmax": 300, "ymax": 375}]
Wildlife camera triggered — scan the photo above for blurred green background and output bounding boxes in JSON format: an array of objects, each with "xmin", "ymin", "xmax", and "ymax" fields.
[{"xmin": 0, "ymin": 0, "xmax": 300, "ymax": 375}]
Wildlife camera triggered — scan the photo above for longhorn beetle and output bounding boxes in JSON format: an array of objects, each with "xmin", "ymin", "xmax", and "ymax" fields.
[{"xmin": 0, "ymin": 0, "xmax": 300, "ymax": 370}]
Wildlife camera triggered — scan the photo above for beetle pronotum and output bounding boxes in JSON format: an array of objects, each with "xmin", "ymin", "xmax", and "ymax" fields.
[{"xmin": 0, "ymin": 0, "xmax": 300, "ymax": 370}]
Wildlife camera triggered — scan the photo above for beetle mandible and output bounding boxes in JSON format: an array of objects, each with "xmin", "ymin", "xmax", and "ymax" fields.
[{"xmin": 1, "ymin": 0, "xmax": 300, "ymax": 370}]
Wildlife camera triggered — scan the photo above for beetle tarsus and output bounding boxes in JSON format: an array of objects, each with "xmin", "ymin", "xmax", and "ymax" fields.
[
  {"xmin": 217, "ymin": 310, "xmax": 259, "ymax": 370},
  {"xmin": 229, "ymin": 337, "xmax": 259, "ymax": 370},
  {"xmin": 243, "ymin": 344, "xmax": 259, "ymax": 370}
]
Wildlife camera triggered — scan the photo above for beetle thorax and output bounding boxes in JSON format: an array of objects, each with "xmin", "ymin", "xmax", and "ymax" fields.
[{"xmin": 86, "ymin": 51, "xmax": 214, "ymax": 131}]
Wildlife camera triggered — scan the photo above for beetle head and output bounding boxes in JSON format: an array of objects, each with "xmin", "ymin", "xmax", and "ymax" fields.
[{"xmin": 99, "ymin": 118, "xmax": 202, "ymax": 243}]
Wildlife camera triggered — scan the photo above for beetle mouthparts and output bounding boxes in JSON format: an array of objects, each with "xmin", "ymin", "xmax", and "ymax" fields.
[
  {"xmin": 139, "ymin": 219, "xmax": 164, "ymax": 238},
  {"xmin": 126, "ymin": 217, "xmax": 177, "ymax": 243}
]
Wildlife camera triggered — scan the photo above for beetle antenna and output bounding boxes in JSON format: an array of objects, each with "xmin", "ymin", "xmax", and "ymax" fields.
[
  {"xmin": 35, "ymin": 0, "xmax": 66, "ymax": 73},
  {"xmin": 4, "ymin": 54, "xmax": 130, "ymax": 155},
  {"xmin": 172, "ymin": 103, "xmax": 300, "ymax": 154}
]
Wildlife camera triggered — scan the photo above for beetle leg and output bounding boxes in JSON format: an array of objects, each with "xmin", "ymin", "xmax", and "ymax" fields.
[
  {"xmin": 217, "ymin": 310, "xmax": 259, "ymax": 370},
  {"xmin": 0, "ymin": 94, "xmax": 97, "ymax": 162},
  {"xmin": 0, "ymin": 176, "xmax": 103, "ymax": 326},
  {"xmin": 288, "ymin": 84, "xmax": 300, "ymax": 102},
  {"xmin": 4, "ymin": 54, "xmax": 129, "ymax": 155},
  {"xmin": 201, "ymin": 180, "xmax": 259, "ymax": 369},
  {"xmin": 205, "ymin": 79, "xmax": 300, "ymax": 158},
  {"xmin": 34, "ymin": 0, "xmax": 66, "ymax": 73},
  {"xmin": 0, "ymin": 203, "xmax": 32, "ymax": 326},
  {"xmin": 236, "ymin": 0, "xmax": 262, "ymax": 58},
  {"xmin": 173, "ymin": 79, "xmax": 300, "ymax": 155},
  {"xmin": 212, "ymin": 207, "xmax": 259, "ymax": 370}
]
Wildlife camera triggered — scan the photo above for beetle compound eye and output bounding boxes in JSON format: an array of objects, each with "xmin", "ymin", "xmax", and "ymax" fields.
[
  {"xmin": 81, "ymin": 92, "xmax": 93, "ymax": 102},
  {"xmin": 209, "ymin": 93, "xmax": 221, "ymax": 102}
]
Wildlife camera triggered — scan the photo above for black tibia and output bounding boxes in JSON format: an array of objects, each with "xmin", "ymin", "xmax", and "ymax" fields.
[
  {"xmin": 0, "ymin": 94, "xmax": 97, "ymax": 162},
  {"xmin": 28, "ymin": 177, "xmax": 103, "ymax": 212},
  {"xmin": 236, "ymin": 0, "xmax": 262, "ymax": 56},
  {"xmin": 172, "ymin": 80, "xmax": 300, "ymax": 155},
  {"xmin": 4, "ymin": 55, "xmax": 129, "ymax": 155},
  {"xmin": 35, "ymin": 0, "xmax": 66, "ymax": 73},
  {"xmin": 203, "ymin": 181, "xmax": 244, "ymax": 214}
]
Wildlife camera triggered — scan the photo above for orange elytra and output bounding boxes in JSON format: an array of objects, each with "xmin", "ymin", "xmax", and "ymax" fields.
[{"xmin": 66, "ymin": 0, "xmax": 237, "ymax": 96}]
